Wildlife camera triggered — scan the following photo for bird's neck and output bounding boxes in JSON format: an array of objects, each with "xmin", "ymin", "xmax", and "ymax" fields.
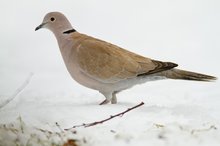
[
  {"xmin": 51, "ymin": 23, "xmax": 76, "ymax": 50},
  {"xmin": 52, "ymin": 26, "xmax": 78, "ymax": 66},
  {"xmin": 52, "ymin": 23, "xmax": 73, "ymax": 38}
]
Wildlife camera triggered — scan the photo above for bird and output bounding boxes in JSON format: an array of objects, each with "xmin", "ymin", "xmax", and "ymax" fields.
[{"xmin": 35, "ymin": 12, "xmax": 217, "ymax": 105}]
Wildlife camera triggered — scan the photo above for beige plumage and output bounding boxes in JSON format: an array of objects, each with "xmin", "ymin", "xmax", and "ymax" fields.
[{"xmin": 35, "ymin": 12, "xmax": 217, "ymax": 104}]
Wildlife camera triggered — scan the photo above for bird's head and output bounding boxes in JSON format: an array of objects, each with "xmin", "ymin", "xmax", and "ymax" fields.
[{"xmin": 35, "ymin": 12, "xmax": 73, "ymax": 34}]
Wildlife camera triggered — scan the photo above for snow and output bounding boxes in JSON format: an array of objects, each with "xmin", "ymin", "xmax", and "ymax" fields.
[
  {"xmin": 0, "ymin": 74, "xmax": 220, "ymax": 146},
  {"xmin": 1, "ymin": 0, "xmax": 220, "ymax": 146}
]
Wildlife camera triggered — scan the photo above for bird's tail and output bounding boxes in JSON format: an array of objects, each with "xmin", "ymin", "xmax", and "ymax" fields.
[{"xmin": 162, "ymin": 69, "xmax": 217, "ymax": 81}]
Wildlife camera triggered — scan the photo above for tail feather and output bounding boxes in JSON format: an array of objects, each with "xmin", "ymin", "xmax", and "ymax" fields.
[{"xmin": 163, "ymin": 69, "xmax": 217, "ymax": 81}]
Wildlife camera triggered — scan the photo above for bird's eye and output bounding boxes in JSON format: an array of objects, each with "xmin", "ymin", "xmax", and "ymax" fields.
[{"xmin": 50, "ymin": 17, "xmax": 55, "ymax": 21}]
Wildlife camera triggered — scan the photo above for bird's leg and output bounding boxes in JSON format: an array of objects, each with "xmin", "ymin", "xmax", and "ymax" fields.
[
  {"xmin": 111, "ymin": 92, "xmax": 117, "ymax": 104},
  {"xmin": 99, "ymin": 92, "xmax": 112, "ymax": 105},
  {"xmin": 99, "ymin": 99, "xmax": 110, "ymax": 105}
]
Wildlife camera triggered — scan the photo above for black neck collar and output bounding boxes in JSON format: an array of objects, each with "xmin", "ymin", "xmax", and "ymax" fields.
[{"xmin": 63, "ymin": 29, "xmax": 76, "ymax": 34}]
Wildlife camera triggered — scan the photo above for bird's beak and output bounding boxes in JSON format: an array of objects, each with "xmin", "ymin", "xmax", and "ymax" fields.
[{"xmin": 35, "ymin": 22, "xmax": 47, "ymax": 31}]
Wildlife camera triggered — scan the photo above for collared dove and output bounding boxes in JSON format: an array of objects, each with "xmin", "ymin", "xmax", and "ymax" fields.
[{"xmin": 35, "ymin": 12, "xmax": 217, "ymax": 104}]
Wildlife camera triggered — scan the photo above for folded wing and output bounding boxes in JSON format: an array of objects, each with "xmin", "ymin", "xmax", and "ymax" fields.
[{"xmin": 76, "ymin": 35, "xmax": 177, "ymax": 83}]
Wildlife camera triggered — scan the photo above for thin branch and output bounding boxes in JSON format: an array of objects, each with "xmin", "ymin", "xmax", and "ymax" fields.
[
  {"xmin": 65, "ymin": 102, "xmax": 144, "ymax": 130},
  {"xmin": 0, "ymin": 72, "xmax": 33, "ymax": 109},
  {"xmin": 191, "ymin": 125, "xmax": 217, "ymax": 134},
  {"xmin": 56, "ymin": 122, "xmax": 64, "ymax": 132}
]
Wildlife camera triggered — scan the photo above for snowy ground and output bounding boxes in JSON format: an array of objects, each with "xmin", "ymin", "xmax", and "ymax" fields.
[
  {"xmin": 1, "ymin": 0, "xmax": 220, "ymax": 146},
  {"xmin": 0, "ymin": 72, "xmax": 220, "ymax": 146}
]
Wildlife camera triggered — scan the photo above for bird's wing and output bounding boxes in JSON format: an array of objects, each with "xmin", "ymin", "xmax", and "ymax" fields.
[{"xmin": 76, "ymin": 35, "xmax": 177, "ymax": 83}]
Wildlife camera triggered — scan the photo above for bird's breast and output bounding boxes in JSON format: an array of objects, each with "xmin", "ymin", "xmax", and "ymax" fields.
[{"xmin": 58, "ymin": 41, "xmax": 110, "ymax": 91}]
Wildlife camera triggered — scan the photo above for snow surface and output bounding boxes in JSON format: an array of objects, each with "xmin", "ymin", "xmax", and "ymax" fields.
[
  {"xmin": 1, "ymin": 0, "xmax": 220, "ymax": 146},
  {"xmin": 0, "ymin": 77, "xmax": 220, "ymax": 146}
]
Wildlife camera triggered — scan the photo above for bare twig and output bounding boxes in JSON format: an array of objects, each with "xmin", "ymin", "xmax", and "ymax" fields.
[
  {"xmin": 65, "ymin": 102, "xmax": 144, "ymax": 130},
  {"xmin": 56, "ymin": 122, "xmax": 64, "ymax": 132},
  {"xmin": 191, "ymin": 125, "xmax": 217, "ymax": 134},
  {"xmin": 0, "ymin": 72, "xmax": 33, "ymax": 109}
]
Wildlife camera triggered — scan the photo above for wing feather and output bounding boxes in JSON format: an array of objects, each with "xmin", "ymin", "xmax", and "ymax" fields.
[{"xmin": 75, "ymin": 34, "xmax": 177, "ymax": 83}]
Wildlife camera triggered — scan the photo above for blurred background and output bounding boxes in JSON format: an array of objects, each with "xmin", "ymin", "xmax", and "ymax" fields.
[{"xmin": 0, "ymin": 0, "xmax": 219, "ymax": 103}]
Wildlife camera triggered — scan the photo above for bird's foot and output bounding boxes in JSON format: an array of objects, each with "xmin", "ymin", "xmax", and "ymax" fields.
[{"xmin": 99, "ymin": 99, "xmax": 110, "ymax": 105}]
